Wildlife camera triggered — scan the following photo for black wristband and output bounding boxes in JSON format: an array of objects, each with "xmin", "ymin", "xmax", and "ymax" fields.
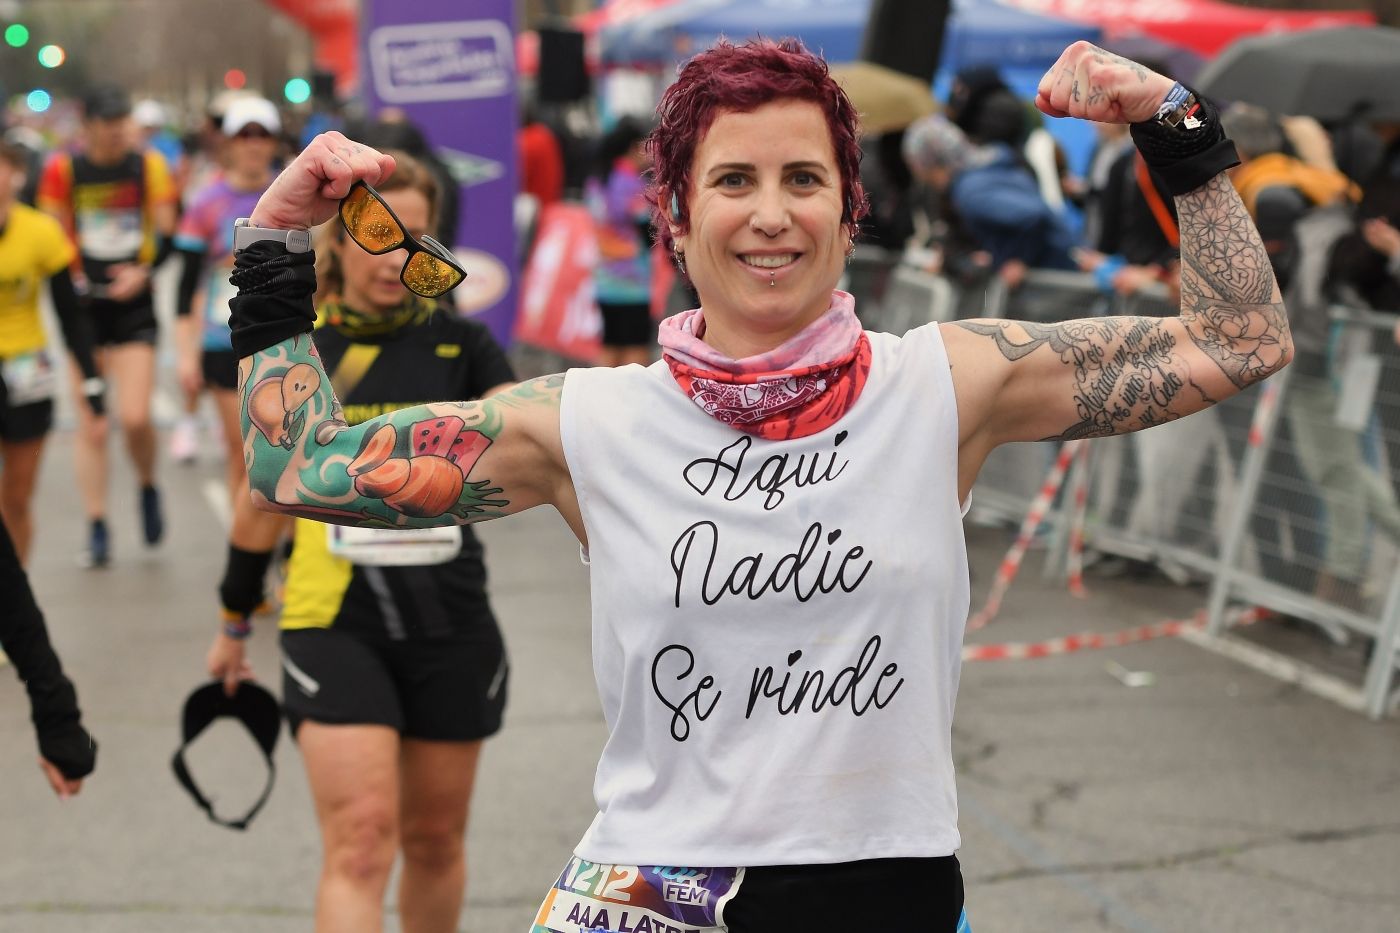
[
  {"xmin": 228, "ymin": 241, "xmax": 319, "ymax": 359},
  {"xmin": 220, "ymin": 545, "xmax": 275, "ymax": 617},
  {"xmin": 1130, "ymin": 88, "xmax": 1240, "ymax": 197}
]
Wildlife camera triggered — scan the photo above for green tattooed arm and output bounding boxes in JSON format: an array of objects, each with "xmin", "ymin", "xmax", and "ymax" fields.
[
  {"xmin": 238, "ymin": 336, "xmax": 568, "ymax": 529},
  {"xmin": 943, "ymin": 171, "xmax": 1292, "ymax": 490}
]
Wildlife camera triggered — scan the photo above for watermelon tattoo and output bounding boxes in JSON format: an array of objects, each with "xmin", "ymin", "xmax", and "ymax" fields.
[{"xmin": 236, "ymin": 334, "xmax": 563, "ymax": 528}]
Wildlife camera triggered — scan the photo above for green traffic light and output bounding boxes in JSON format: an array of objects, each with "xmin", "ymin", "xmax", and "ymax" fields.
[
  {"xmin": 4, "ymin": 24, "xmax": 30, "ymax": 47},
  {"xmin": 283, "ymin": 77, "xmax": 311, "ymax": 104}
]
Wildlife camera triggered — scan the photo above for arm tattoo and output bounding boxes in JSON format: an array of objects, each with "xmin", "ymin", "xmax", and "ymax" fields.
[
  {"xmin": 949, "ymin": 176, "xmax": 1289, "ymax": 443},
  {"xmin": 239, "ymin": 335, "xmax": 562, "ymax": 527},
  {"xmin": 1089, "ymin": 48, "xmax": 1149, "ymax": 82},
  {"xmin": 1175, "ymin": 173, "xmax": 1290, "ymax": 389},
  {"xmin": 952, "ymin": 318, "xmax": 1219, "ymax": 440}
]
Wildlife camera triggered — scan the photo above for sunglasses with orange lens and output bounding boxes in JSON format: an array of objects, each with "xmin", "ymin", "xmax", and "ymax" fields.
[{"xmin": 338, "ymin": 181, "xmax": 466, "ymax": 299}]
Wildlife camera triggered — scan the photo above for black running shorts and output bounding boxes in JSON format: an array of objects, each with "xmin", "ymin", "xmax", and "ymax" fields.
[
  {"xmin": 201, "ymin": 349, "xmax": 240, "ymax": 391},
  {"xmin": 279, "ymin": 626, "xmax": 508, "ymax": 742},
  {"xmin": 598, "ymin": 301, "xmax": 653, "ymax": 348},
  {"xmin": 725, "ymin": 856, "xmax": 964, "ymax": 929},
  {"xmin": 89, "ymin": 296, "xmax": 158, "ymax": 347},
  {"xmin": 0, "ymin": 398, "xmax": 53, "ymax": 443}
]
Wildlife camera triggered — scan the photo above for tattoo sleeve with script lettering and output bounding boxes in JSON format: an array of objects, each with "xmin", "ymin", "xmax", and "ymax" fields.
[
  {"xmin": 952, "ymin": 173, "xmax": 1289, "ymax": 442},
  {"xmin": 238, "ymin": 335, "xmax": 563, "ymax": 527}
]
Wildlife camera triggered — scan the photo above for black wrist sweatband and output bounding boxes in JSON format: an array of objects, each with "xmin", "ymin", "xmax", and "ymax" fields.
[
  {"xmin": 228, "ymin": 241, "xmax": 318, "ymax": 359},
  {"xmin": 1130, "ymin": 88, "xmax": 1240, "ymax": 197},
  {"xmin": 220, "ymin": 545, "xmax": 275, "ymax": 618}
]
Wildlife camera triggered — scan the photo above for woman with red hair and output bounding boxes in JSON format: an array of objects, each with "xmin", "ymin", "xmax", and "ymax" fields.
[{"xmin": 226, "ymin": 38, "xmax": 1289, "ymax": 930}]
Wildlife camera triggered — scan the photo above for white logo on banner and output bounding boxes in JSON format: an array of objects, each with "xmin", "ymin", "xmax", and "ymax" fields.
[
  {"xmin": 452, "ymin": 248, "xmax": 512, "ymax": 316},
  {"xmin": 437, "ymin": 147, "xmax": 506, "ymax": 189},
  {"xmin": 369, "ymin": 20, "xmax": 513, "ymax": 104}
]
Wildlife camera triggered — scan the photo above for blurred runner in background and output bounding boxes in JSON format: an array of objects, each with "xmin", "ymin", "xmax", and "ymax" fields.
[
  {"xmin": 0, "ymin": 142, "xmax": 105, "ymax": 564},
  {"xmin": 38, "ymin": 85, "xmax": 178, "ymax": 567},
  {"xmin": 170, "ymin": 97, "xmax": 282, "ymax": 490},
  {"xmin": 207, "ymin": 153, "xmax": 514, "ymax": 933}
]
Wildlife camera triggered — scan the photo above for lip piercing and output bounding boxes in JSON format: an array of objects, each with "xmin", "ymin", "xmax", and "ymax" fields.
[{"xmin": 770, "ymin": 270, "xmax": 776, "ymax": 287}]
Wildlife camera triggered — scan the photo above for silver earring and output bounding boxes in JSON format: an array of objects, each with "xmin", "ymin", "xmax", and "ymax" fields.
[{"xmin": 673, "ymin": 248, "xmax": 687, "ymax": 276}]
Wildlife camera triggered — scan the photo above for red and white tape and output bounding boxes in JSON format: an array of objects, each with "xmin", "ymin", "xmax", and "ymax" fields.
[
  {"xmin": 1065, "ymin": 442, "xmax": 1092, "ymax": 599},
  {"xmin": 967, "ymin": 440, "xmax": 1082, "ymax": 631},
  {"xmin": 1247, "ymin": 380, "xmax": 1280, "ymax": 449},
  {"xmin": 963, "ymin": 607, "xmax": 1263, "ymax": 662}
]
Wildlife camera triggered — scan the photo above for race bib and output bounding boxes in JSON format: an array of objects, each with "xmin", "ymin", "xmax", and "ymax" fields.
[
  {"xmin": 1, "ymin": 349, "xmax": 57, "ymax": 405},
  {"xmin": 533, "ymin": 858, "xmax": 743, "ymax": 933},
  {"xmin": 76, "ymin": 208, "xmax": 144, "ymax": 262},
  {"xmin": 326, "ymin": 523, "xmax": 462, "ymax": 567}
]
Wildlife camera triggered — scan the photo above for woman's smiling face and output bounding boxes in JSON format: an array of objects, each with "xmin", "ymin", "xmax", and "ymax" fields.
[{"xmin": 674, "ymin": 99, "xmax": 847, "ymax": 355}]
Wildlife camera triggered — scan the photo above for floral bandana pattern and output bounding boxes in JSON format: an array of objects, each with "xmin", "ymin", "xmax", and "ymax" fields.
[{"xmin": 658, "ymin": 290, "xmax": 872, "ymax": 441}]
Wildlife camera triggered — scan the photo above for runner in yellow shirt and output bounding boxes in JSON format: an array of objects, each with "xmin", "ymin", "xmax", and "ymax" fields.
[{"xmin": 0, "ymin": 141, "xmax": 105, "ymax": 564}]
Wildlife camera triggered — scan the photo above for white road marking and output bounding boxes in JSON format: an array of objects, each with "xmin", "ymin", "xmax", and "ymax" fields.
[{"xmin": 202, "ymin": 479, "xmax": 231, "ymax": 530}]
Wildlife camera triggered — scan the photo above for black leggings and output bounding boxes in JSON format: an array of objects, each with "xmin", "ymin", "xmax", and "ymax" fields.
[{"xmin": 725, "ymin": 856, "xmax": 964, "ymax": 931}]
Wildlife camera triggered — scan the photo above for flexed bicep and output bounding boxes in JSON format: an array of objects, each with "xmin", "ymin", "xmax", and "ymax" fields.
[
  {"xmin": 949, "ymin": 315, "xmax": 1226, "ymax": 445},
  {"xmin": 239, "ymin": 338, "xmax": 564, "ymax": 528}
]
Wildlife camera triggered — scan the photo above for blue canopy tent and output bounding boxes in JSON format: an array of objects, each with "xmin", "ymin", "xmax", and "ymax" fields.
[
  {"xmin": 600, "ymin": 0, "xmax": 1101, "ymax": 74},
  {"xmin": 599, "ymin": 0, "xmax": 1103, "ymax": 174}
]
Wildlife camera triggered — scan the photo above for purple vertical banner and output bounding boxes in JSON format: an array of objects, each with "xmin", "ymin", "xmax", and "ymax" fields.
[{"xmin": 361, "ymin": 1, "xmax": 518, "ymax": 345}]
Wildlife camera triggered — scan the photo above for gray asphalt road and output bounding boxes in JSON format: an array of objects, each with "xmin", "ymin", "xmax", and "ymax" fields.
[{"xmin": 3, "ymin": 420, "xmax": 1399, "ymax": 932}]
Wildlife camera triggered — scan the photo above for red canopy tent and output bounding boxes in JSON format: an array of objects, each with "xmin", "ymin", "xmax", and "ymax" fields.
[
  {"xmin": 262, "ymin": 0, "xmax": 359, "ymax": 93},
  {"xmin": 1005, "ymin": 0, "xmax": 1375, "ymax": 57},
  {"xmin": 518, "ymin": 0, "xmax": 682, "ymax": 75}
]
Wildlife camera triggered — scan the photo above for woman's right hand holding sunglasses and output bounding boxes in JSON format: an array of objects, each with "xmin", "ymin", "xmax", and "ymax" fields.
[{"xmin": 249, "ymin": 132, "xmax": 398, "ymax": 233}]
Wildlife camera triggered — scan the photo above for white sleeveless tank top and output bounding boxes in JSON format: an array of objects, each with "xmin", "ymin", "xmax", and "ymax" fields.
[{"xmin": 559, "ymin": 322, "xmax": 969, "ymax": 867}]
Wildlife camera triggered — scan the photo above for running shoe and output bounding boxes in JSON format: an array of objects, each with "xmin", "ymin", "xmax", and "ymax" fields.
[
  {"xmin": 169, "ymin": 416, "xmax": 199, "ymax": 464},
  {"xmin": 140, "ymin": 485, "xmax": 164, "ymax": 546},
  {"xmin": 78, "ymin": 518, "xmax": 110, "ymax": 568}
]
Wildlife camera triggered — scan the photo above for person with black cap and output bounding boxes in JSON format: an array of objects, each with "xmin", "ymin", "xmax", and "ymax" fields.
[
  {"xmin": 37, "ymin": 84, "xmax": 178, "ymax": 568},
  {"xmin": 0, "ymin": 507, "xmax": 97, "ymax": 798}
]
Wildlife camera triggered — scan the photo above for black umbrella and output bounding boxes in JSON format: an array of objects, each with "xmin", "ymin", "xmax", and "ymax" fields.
[{"xmin": 1196, "ymin": 25, "xmax": 1400, "ymax": 122}]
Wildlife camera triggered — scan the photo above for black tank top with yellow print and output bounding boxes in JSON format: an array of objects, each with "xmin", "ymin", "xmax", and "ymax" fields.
[{"xmin": 279, "ymin": 302, "xmax": 516, "ymax": 640}]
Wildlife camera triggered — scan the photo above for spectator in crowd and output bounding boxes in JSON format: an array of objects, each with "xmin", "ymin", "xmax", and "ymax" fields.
[
  {"xmin": 1224, "ymin": 103, "xmax": 1400, "ymax": 607},
  {"xmin": 947, "ymin": 65, "xmax": 1072, "ymax": 214},
  {"xmin": 518, "ymin": 99, "xmax": 565, "ymax": 208},
  {"xmin": 902, "ymin": 113, "xmax": 1077, "ymax": 292},
  {"xmin": 1331, "ymin": 119, "xmax": 1400, "ymax": 312}
]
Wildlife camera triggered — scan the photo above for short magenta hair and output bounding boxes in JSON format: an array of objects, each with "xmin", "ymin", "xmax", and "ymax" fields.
[{"xmin": 649, "ymin": 37, "xmax": 868, "ymax": 253}]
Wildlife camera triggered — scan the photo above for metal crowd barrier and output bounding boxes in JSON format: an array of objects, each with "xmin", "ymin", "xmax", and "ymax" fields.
[{"xmin": 1203, "ymin": 308, "xmax": 1400, "ymax": 718}]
